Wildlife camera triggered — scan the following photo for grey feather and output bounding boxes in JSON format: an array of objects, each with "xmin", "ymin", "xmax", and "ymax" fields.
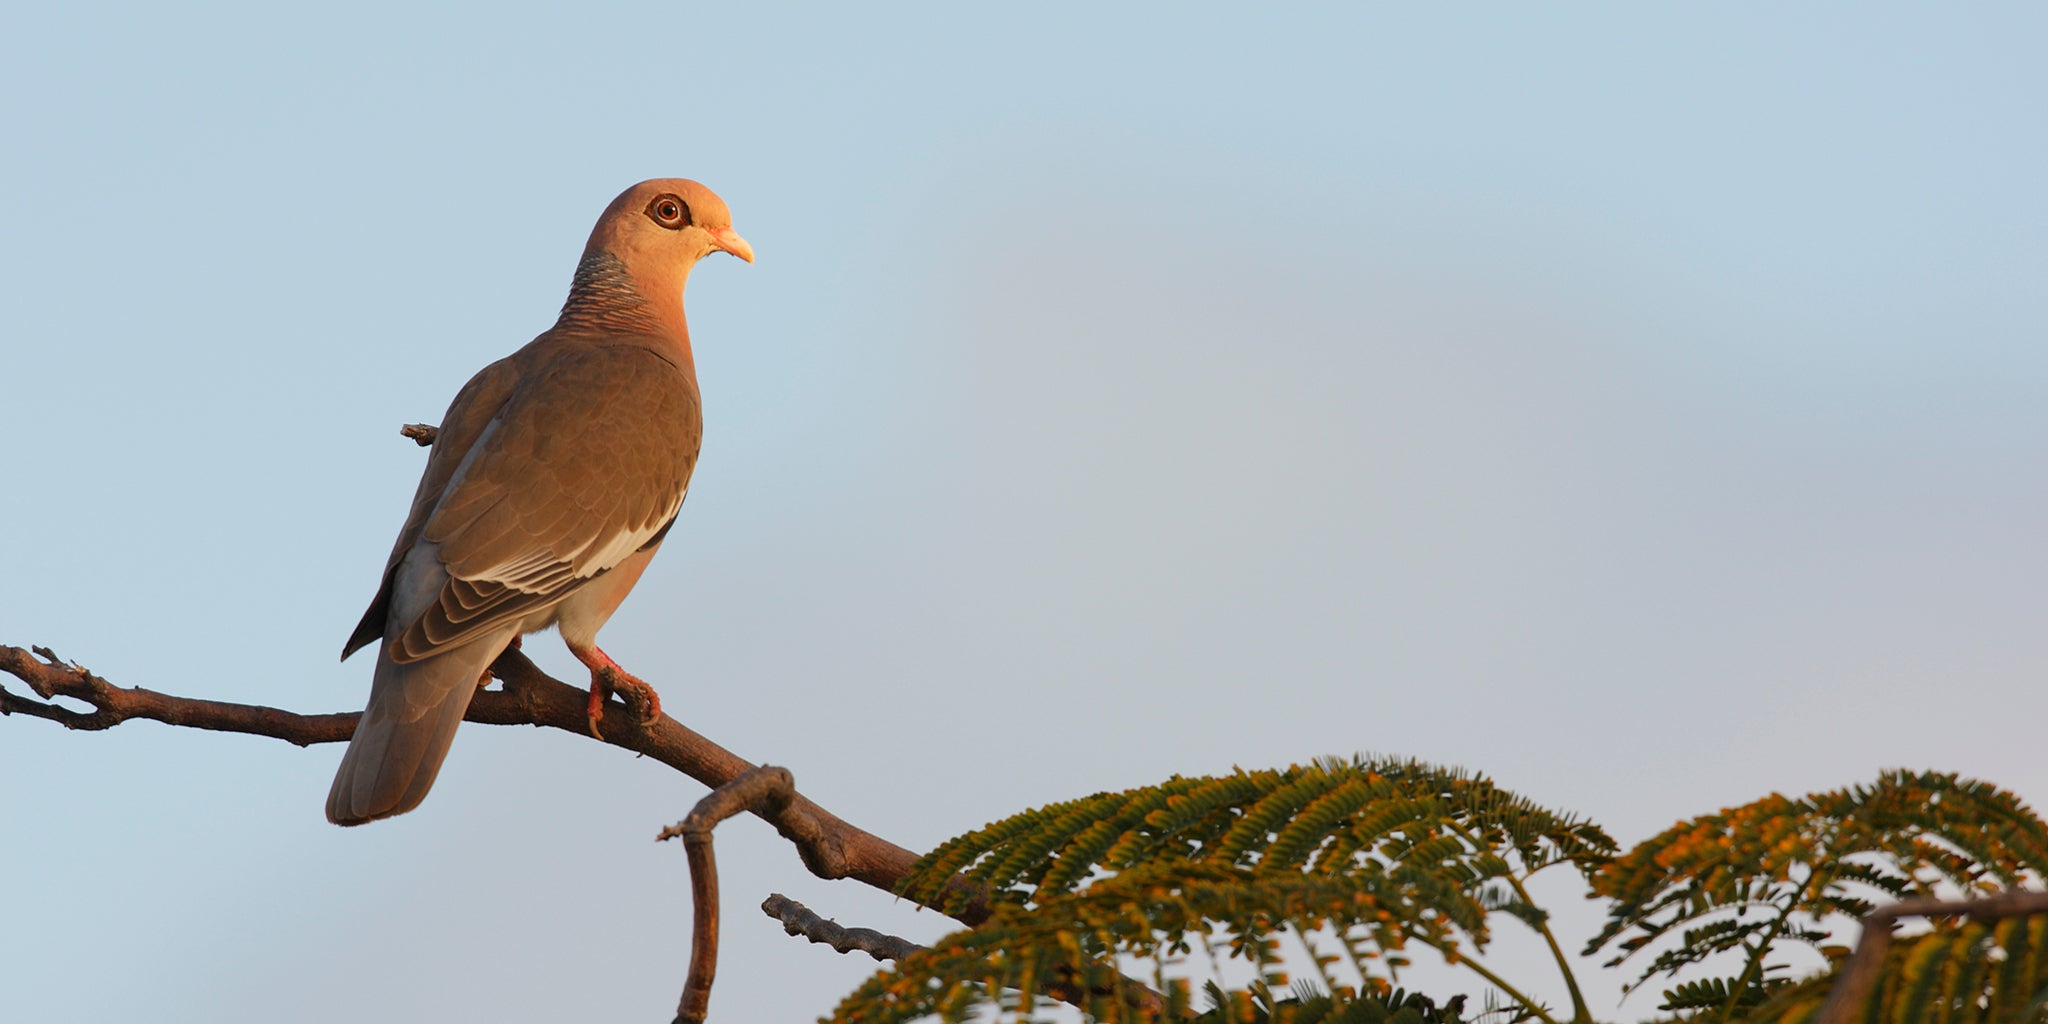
[
  {"xmin": 325, "ymin": 624, "xmax": 515, "ymax": 826},
  {"xmin": 327, "ymin": 542, "xmax": 509, "ymax": 826}
]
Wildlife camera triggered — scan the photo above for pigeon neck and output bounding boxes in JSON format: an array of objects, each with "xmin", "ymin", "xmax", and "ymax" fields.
[{"xmin": 555, "ymin": 250, "xmax": 691, "ymax": 346}]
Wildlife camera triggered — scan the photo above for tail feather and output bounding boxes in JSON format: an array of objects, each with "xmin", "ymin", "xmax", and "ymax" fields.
[{"xmin": 326, "ymin": 628, "xmax": 513, "ymax": 826}]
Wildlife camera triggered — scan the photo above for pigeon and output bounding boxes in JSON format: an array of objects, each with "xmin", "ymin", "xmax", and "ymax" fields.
[{"xmin": 326, "ymin": 178, "xmax": 752, "ymax": 825}]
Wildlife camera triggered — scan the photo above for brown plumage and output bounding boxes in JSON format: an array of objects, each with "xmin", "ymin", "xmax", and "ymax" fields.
[{"xmin": 327, "ymin": 179, "xmax": 753, "ymax": 826}]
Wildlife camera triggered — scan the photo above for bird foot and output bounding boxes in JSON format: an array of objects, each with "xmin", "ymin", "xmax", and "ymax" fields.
[
  {"xmin": 606, "ymin": 666, "xmax": 663, "ymax": 726},
  {"xmin": 574, "ymin": 646, "xmax": 662, "ymax": 737}
]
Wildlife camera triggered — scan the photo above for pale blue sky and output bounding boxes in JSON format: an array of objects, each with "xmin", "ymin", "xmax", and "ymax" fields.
[{"xmin": 3, "ymin": 4, "xmax": 2043, "ymax": 1022}]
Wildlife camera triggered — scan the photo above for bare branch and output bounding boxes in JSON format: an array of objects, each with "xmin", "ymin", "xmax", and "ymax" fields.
[
  {"xmin": 1816, "ymin": 889, "xmax": 2048, "ymax": 1024},
  {"xmin": 665, "ymin": 772, "xmax": 1177, "ymax": 1021},
  {"xmin": 6, "ymin": 642, "xmax": 1182, "ymax": 1020},
  {"xmin": 399, "ymin": 422, "xmax": 438, "ymax": 446},
  {"xmin": 761, "ymin": 893, "xmax": 1170, "ymax": 1021},
  {"xmin": 0, "ymin": 645, "xmax": 358, "ymax": 741},
  {"xmin": 0, "ymin": 642, "xmax": 985, "ymax": 925},
  {"xmin": 658, "ymin": 766, "xmax": 798, "ymax": 1024},
  {"xmin": 761, "ymin": 893, "xmax": 924, "ymax": 963}
]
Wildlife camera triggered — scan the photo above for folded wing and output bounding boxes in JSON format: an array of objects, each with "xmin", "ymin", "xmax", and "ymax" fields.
[{"xmin": 389, "ymin": 342, "xmax": 701, "ymax": 663}]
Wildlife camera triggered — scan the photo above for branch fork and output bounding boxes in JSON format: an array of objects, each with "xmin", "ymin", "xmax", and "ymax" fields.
[{"xmin": 658, "ymin": 766, "xmax": 799, "ymax": 1023}]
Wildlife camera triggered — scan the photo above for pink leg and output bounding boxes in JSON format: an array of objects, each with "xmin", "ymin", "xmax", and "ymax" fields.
[{"xmin": 566, "ymin": 642, "xmax": 663, "ymax": 736}]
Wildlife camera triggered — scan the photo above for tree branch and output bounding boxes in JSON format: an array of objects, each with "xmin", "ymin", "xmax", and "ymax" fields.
[
  {"xmin": 760, "ymin": 892, "xmax": 1171, "ymax": 1021},
  {"xmin": 0, "ymin": 642, "xmax": 986, "ymax": 926},
  {"xmin": 6, "ymin": 640, "xmax": 1188, "ymax": 1020},
  {"xmin": 657, "ymin": 765, "xmax": 798, "ymax": 1024},
  {"xmin": 760, "ymin": 894, "xmax": 925, "ymax": 963},
  {"xmin": 1815, "ymin": 889, "xmax": 2048, "ymax": 1024},
  {"xmin": 1, "ymin": 645, "xmax": 360, "ymax": 741}
]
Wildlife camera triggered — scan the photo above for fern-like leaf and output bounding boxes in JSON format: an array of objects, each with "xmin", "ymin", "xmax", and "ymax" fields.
[
  {"xmin": 1591, "ymin": 770, "xmax": 2048, "ymax": 1023},
  {"xmin": 861, "ymin": 758, "xmax": 1611, "ymax": 1024},
  {"xmin": 901, "ymin": 756, "xmax": 1615, "ymax": 914}
]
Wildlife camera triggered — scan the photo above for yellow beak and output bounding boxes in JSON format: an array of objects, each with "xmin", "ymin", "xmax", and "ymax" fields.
[{"xmin": 711, "ymin": 227, "xmax": 755, "ymax": 264}]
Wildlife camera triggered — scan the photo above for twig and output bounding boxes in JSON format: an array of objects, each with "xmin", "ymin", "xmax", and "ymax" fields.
[
  {"xmin": 760, "ymin": 893, "xmax": 1170, "ymax": 1020},
  {"xmin": 761, "ymin": 893, "xmax": 925, "ymax": 963},
  {"xmin": 399, "ymin": 422, "xmax": 438, "ymax": 446},
  {"xmin": 1815, "ymin": 890, "xmax": 2048, "ymax": 1024},
  {"xmin": 0, "ymin": 642, "xmax": 986, "ymax": 925},
  {"xmin": 0, "ymin": 645, "xmax": 359, "ymax": 741},
  {"xmin": 658, "ymin": 766, "xmax": 798, "ymax": 1024}
]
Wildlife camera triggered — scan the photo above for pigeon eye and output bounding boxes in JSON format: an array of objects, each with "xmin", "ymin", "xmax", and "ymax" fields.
[{"xmin": 646, "ymin": 194, "xmax": 691, "ymax": 229}]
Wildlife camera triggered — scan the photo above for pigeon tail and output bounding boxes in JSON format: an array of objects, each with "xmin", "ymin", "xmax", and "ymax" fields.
[{"xmin": 325, "ymin": 628, "xmax": 513, "ymax": 826}]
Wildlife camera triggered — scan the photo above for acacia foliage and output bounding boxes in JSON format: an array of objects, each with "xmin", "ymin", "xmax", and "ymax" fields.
[
  {"xmin": 1589, "ymin": 770, "xmax": 2048, "ymax": 1022},
  {"xmin": 822, "ymin": 762, "xmax": 2048, "ymax": 1024},
  {"xmin": 830, "ymin": 757, "xmax": 1609, "ymax": 1023}
]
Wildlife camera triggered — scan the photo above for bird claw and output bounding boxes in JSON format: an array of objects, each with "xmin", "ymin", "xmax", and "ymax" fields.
[
  {"xmin": 607, "ymin": 666, "xmax": 663, "ymax": 726},
  {"xmin": 584, "ymin": 664, "xmax": 663, "ymax": 737},
  {"xmin": 623, "ymin": 678, "xmax": 663, "ymax": 726},
  {"xmin": 585, "ymin": 675, "xmax": 611, "ymax": 739}
]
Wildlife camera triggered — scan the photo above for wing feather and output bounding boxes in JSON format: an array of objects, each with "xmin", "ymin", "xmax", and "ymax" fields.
[{"xmin": 388, "ymin": 342, "xmax": 700, "ymax": 664}]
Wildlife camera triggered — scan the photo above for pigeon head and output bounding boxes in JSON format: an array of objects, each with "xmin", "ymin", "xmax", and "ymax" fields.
[
  {"xmin": 588, "ymin": 178, "xmax": 753, "ymax": 269},
  {"xmin": 560, "ymin": 178, "xmax": 752, "ymax": 334}
]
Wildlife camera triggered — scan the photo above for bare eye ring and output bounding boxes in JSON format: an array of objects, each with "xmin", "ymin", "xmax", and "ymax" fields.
[{"xmin": 646, "ymin": 194, "xmax": 691, "ymax": 229}]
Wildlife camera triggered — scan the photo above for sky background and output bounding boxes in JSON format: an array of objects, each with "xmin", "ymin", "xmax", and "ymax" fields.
[{"xmin": 2, "ymin": 3, "xmax": 2044, "ymax": 1021}]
